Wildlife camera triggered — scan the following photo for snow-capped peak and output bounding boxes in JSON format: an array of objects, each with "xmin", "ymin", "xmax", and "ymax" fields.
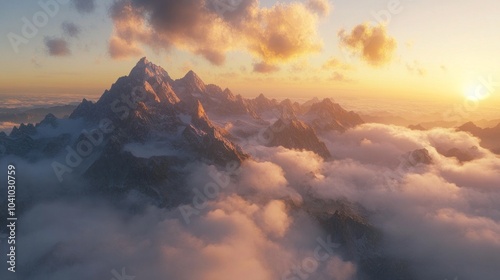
[{"xmin": 129, "ymin": 57, "xmax": 173, "ymax": 84}]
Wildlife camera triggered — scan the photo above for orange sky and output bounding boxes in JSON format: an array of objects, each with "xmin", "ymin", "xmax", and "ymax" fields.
[{"xmin": 0, "ymin": 0, "xmax": 499, "ymax": 107}]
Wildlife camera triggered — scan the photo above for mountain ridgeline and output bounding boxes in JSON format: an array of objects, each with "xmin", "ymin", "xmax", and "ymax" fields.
[
  {"xmin": 0, "ymin": 58, "xmax": 365, "ymax": 195},
  {"xmin": 1, "ymin": 57, "xmax": 363, "ymax": 165}
]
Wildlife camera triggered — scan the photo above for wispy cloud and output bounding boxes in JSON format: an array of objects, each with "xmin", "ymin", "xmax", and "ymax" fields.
[
  {"xmin": 253, "ymin": 62, "xmax": 280, "ymax": 73},
  {"xmin": 406, "ymin": 60, "xmax": 426, "ymax": 76},
  {"xmin": 62, "ymin": 21, "xmax": 81, "ymax": 38}
]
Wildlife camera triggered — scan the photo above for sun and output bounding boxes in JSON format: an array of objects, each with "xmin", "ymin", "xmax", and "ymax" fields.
[{"xmin": 464, "ymin": 83, "xmax": 491, "ymax": 101}]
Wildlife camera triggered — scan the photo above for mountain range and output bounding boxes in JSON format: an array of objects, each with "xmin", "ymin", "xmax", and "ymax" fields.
[
  {"xmin": 0, "ymin": 58, "xmax": 417, "ymax": 279},
  {"xmin": 1, "ymin": 58, "xmax": 364, "ymax": 167}
]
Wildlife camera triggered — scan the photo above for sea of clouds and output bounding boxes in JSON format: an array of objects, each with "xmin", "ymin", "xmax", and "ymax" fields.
[{"xmin": 0, "ymin": 122, "xmax": 499, "ymax": 280}]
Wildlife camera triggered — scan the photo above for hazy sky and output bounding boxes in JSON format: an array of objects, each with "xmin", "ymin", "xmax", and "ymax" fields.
[{"xmin": 0, "ymin": 0, "xmax": 499, "ymax": 104}]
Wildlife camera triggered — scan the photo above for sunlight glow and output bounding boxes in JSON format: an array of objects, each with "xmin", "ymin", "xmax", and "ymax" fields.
[{"xmin": 465, "ymin": 84, "xmax": 491, "ymax": 102}]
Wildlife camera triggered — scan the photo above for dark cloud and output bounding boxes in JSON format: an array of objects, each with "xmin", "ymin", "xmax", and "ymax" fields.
[
  {"xmin": 62, "ymin": 21, "xmax": 81, "ymax": 38},
  {"xmin": 73, "ymin": 0, "xmax": 95, "ymax": 14},
  {"xmin": 108, "ymin": 0, "xmax": 326, "ymax": 64},
  {"xmin": 338, "ymin": 23, "xmax": 397, "ymax": 66},
  {"xmin": 205, "ymin": 0, "xmax": 256, "ymax": 25},
  {"xmin": 44, "ymin": 37, "xmax": 71, "ymax": 56},
  {"xmin": 306, "ymin": 0, "xmax": 331, "ymax": 16}
]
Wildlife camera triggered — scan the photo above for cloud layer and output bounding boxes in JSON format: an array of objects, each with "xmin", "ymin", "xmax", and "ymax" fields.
[
  {"xmin": 239, "ymin": 122, "xmax": 500, "ymax": 279},
  {"xmin": 1, "ymin": 117, "xmax": 499, "ymax": 280}
]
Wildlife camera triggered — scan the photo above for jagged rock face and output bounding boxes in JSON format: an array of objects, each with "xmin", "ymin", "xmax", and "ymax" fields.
[
  {"xmin": 304, "ymin": 98, "xmax": 364, "ymax": 132},
  {"xmin": 71, "ymin": 58, "xmax": 180, "ymax": 123},
  {"xmin": 264, "ymin": 118, "xmax": 332, "ymax": 159},
  {"xmin": 67, "ymin": 58, "xmax": 247, "ymax": 163},
  {"xmin": 407, "ymin": 148, "xmax": 433, "ymax": 165}
]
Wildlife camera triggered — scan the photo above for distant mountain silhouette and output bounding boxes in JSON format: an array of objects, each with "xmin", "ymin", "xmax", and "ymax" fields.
[{"xmin": 457, "ymin": 122, "xmax": 500, "ymax": 154}]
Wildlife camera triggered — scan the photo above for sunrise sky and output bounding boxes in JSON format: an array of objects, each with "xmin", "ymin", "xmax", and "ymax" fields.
[{"xmin": 0, "ymin": 0, "xmax": 499, "ymax": 104}]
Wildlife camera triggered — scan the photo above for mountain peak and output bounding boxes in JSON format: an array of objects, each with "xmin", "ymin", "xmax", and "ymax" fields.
[
  {"xmin": 305, "ymin": 98, "xmax": 363, "ymax": 132},
  {"xmin": 129, "ymin": 57, "xmax": 172, "ymax": 83},
  {"xmin": 459, "ymin": 121, "xmax": 479, "ymax": 130},
  {"xmin": 182, "ymin": 70, "xmax": 204, "ymax": 84},
  {"xmin": 137, "ymin": 57, "xmax": 150, "ymax": 66},
  {"xmin": 37, "ymin": 113, "xmax": 58, "ymax": 128},
  {"xmin": 175, "ymin": 70, "xmax": 206, "ymax": 94},
  {"xmin": 266, "ymin": 118, "xmax": 331, "ymax": 159},
  {"xmin": 256, "ymin": 93, "xmax": 267, "ymax": 100},
  {"xmin": 254, "ymin": 93, "xmax": 273, "ymax": 104},
  {"xmin": 457, "ymin": 122, "xmax": 484, "ymax": 137},
  {"xmin": 320, "ymin": 98, "xmax": 334, "ymax": 105}
]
